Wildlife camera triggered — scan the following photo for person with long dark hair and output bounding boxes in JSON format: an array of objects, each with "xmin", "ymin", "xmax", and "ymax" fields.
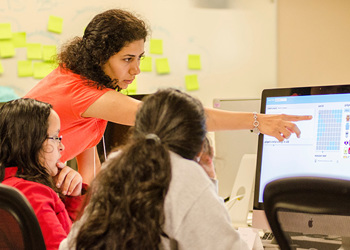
[
  {"xmin": 25, "ymin": 8, "xmax": 311, "ymax": 185},
  {"xmin": 59, "ymin": 88, "xmax": 249, "ymax": 250},
  {"xmin": 0, "ymin": 98, "xmax": 86, "ymax": 249}
]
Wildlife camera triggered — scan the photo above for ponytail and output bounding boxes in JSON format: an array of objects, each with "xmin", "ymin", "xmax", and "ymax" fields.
[
  {"xmin": 75, "ymin": 135, "xmax": 171, "ymax": 250},
  {"xmin": 74, "ymin": 88, "xmax": 206, "ymax": 250}
]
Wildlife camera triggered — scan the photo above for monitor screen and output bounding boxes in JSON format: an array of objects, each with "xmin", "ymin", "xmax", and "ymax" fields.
[{"xmin": 253, "ymin": 84, "xmax": 350, "ymax": 231}]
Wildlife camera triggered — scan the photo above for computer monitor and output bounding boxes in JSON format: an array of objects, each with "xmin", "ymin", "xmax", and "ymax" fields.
[
  {"xmin": 253, "ymin": 84, "xmax": 350, "ymax": 232},
  {"xmin": 214, "ymin": 98, "xmax": 260, "ymax": 199},
  {"xmin": 96, "ymin": 94, "xmax": 148, "ymax": 163}
]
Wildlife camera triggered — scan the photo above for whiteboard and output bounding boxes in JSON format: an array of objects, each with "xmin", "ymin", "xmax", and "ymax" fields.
[
  {"xmin": 0, "ymin": 0, "xmax": 277, "ymax": 108},
  {"xmin": 213, "ymin": 98, "xmax": 260, "ymax": 198}
]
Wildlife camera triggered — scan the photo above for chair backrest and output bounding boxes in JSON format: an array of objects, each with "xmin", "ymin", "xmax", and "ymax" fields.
[
  {"xmin": 263, "ymin": 177, "xmax": 350, "ymax": 250},
  {"xmin": 0, "ymin": 184, "xmax": 46, "ymax": 250}
]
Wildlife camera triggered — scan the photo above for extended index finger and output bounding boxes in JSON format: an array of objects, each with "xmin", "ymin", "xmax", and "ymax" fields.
[{"xmin": 282, "ymin": 114, "xmax": 313, "ymax": 122}]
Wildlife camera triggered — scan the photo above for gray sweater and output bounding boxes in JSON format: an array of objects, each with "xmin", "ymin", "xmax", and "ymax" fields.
[{"xmin": 59, "ymin": 152, "xmax": 249, "ymax": 250}]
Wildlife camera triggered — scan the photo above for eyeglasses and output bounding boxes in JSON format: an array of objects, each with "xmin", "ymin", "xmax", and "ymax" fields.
[{"xmin": 47, "ymin": 135, "xmax": 63, "ymax": 143}]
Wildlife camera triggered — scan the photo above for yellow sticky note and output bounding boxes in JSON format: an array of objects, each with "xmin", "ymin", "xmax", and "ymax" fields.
[
  {"xmin": 33, "ymin": 62, "xmax": 55, "ymax": 79},
  {"xmin": 27, "ymin": 43, "xmax": 42, "ymax": 60},
  {"xmin": 42, "ymin": 45, "xmax": 57, "ymax": 62},
  {"xmin": 185, "ymin": 74, "xmax": 200, "ymax": 91},
  {"xmin": 13, "ymin": 32, "xmax": 26, "ymax": 47},
  {"xmin": 120, "ymin": 78, "xmax": 137, "ymax": 95},
  {"xmin": 188, "ymin": 54, "xmax": 201, "ymax": 70},
  {"xmin": 0, "ymin": 61, "xmax": 4, "ymax": 74},
  {"xmin": 48, "ymin": 15, "xmax": 63, "ymax": 34},
  {"xmin": 17, "ymin": 60, "xmax": 33, "ymax": 77},
  {"xmin": 150, "ymin": 39, "xmax": 163, "ymax": 54},
  {"xmin": 140, "ymin": 56, "xmax": 152, "ymax": 72},
  {"xmin": 155, "ymin": 58, "xmax": 170, "ymax": 74},
  {"xmin": 0, "ymin": 23, "xmax": 12, "ymax": 40},
  {"xmin": 127, "ymin": 78, "xmax": 137, "ymax": 94},
  {"xmin": 0, "ymin": 41, "xmax": 15, "ymax": 58}
]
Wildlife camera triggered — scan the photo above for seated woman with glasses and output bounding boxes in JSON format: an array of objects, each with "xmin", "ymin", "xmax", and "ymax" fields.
[
  {"xmin": 60, "ymin": 88, "xmax": 249, "ymax": 250},
  {"xmin": 0, "ymin": 98, "xmax": 87, "ymax": 249}
]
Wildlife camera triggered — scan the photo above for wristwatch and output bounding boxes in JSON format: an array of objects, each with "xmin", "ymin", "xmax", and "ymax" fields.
[{"xmin": 250, "ymin": 112, "xmax": 260, "ymax": 135}]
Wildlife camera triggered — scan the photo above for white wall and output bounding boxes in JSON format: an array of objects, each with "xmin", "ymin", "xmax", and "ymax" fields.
[
  {"xmin": 0, "ymin": 0, "xmax": 277, "ymax": 108},
  {"xmin": 278, "ymin": 0, "xmax": 350, "ymax": 87}
]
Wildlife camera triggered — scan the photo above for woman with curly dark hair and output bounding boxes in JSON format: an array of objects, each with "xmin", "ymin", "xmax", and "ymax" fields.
[
  {"xmin": 25, "ymin": 8, "xmax": 311, "ymax": 186},
  {"xmin": 59, "ymin": 88, "xmax": 250, "ymax": 250},
  {"xmin": 25, "ymin": 9, "xmax": 148, "ymax": 184}
]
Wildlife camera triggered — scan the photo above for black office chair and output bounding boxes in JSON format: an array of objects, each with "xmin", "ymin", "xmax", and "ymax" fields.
[
  {"xmin": 263, "ymin": 177, "xmax": 350, "ymax": 250},
  {"xmin": 0, "ymin": 184, "xmax": 46, "ymax": 250}
]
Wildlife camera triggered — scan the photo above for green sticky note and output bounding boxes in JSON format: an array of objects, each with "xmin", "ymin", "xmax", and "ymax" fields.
[
  {"xmin": 155, "ymin": 58, "xmax": 170, "ymax": 74},
  {"xmin": 0, "ymin": 41, "xmax": 15, "ymax": 58},
  {"xmin": 27, "ymin": 43, "xmax": 42, "ymax": 60},
  {"xmin": 0, "ymin": 61, "xmax": 4, "ymax": 74},
  {"xmin": 33, "ymin": 62, "xmax": 55, "ymax": 79},
  {"xmin": 17, "ymin": 60, "xmax": 33, "ymax": 77},
  {"xmin": 12, "ymin": 32, "xmax": 26, "ymax": 47},
  {"xmin": 140, "ymin": 56, "xmax": 152, "ymax": 72},
  {"xmin": 0, "ymin": 23, "xmax": 12, "ymax": 40},
  {"xmin": 150, "ymin": 39, "xmax": 163, "ymax": 54},
  {"xmin": 185, "ymin": 74, "xmax": 200, "ymax": 91},
  {"xmin": 42, "ymin": 45, "xmax": 57, "ymax": 61},
  {"xmin": 188, "ymin": 54, "xmax": 201, "ymax": 70},
  {"xmin": 48, "ymin": 15, "xmax": 63, "ymax": 34}
]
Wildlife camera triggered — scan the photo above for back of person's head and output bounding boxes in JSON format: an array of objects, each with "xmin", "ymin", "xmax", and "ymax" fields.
[
  {"xmin": 133, "ymin": 88, "xmax": 206, "ymax": 159},
  {"xmin": 0, "ymin": 98, "xmax": 53, "ymax": 187},
  {"xmin": 58, "ymin": 8, "xmax": 148, "ymax": 89},
  {"xmin": 74, "ymin": 88, "xmax": 207, "ymax": 250}
]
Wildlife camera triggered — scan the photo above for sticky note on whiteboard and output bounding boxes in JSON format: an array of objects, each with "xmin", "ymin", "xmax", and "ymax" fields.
[
  {"xmin": 150, "ymin": 39, "xmax": 163, "ymax": 54},
  {"xmin": 185, "ymin": 74, "xmax": 199, "ymax": 91},
  {"xmin": 0, "ymin": 61, "xmax": 4, "ymax": 74},
  {"xmin": 18, "ymin": 60, "xmax": 33, "ymax": 77},
  {"xmin": 42, "ymin": 45, "xmax": 57, "ymax": 61},
  {"xmin": 0, "ymin": 41, "xmax": 15, "ymax": 58},
  {"xmin": 155, "ymin": 58, "xmax": 170, "ymax": 74},
  {"xmin": 188, "ymin": 54, "xmax": 201, "ymax": 70},
  {"xmin": 140, "ymin": 56, "xmax": 152, "ymax": 72},
  {"xmin": 27, "ymin": 43, "xmax": 42, "ymax": 60},
  {"xmin": 33, "ymin": 62, "xmax": 55, "ymax": 79},
  {"xmin": 48, "ymin": 15, "xmax": 63, "ymax": 34},
  {"xmin": 0, "ymin": 23, "xmax": 12, "ymax": 40},
  {"xmin": 13, "ymin": 32, "xmax": 26, "ymax": 47}
]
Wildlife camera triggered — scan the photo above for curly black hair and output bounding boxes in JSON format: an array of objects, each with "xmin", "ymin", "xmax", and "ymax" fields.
[{"xmin": 58, "ymin": 9, "xmax": 148, "ymax": 90}]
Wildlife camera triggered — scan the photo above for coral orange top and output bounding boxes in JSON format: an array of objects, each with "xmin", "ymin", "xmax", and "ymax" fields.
[{"xmin": 25, "ymin": 67, "xmax": 112, "ymax": 162}]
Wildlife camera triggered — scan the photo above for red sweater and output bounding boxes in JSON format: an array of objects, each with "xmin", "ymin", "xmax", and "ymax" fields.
[{"xmin": 2, "ymin": 167, "xmax": 86, "ymax": 250}]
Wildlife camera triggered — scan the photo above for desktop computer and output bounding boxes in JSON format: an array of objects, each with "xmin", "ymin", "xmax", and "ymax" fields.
[{"xmin": 253, "ymin": 84, "xmax": 350, "ymax": 249}]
